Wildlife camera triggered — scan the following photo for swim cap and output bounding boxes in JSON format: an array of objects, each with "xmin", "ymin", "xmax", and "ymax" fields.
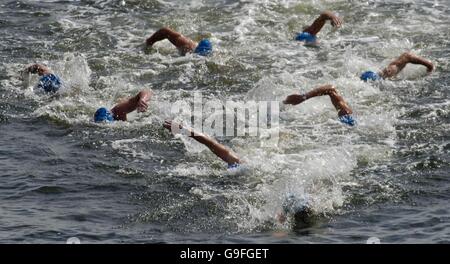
[
  {"xmin": 194, "ymin": 39, "xmax": 213, "ymax": 56},
  {"xmin": 227, "ymin": 163, "xmax": 240, "ymax": 170},
  {"xmin": 38, "ymin": 73, "xmax": 61, "ymax": 93},
  {"xmin": 360, "ymin": 71, "xmax": 381, "ymax": 82},
  {"xmin": 295, "ymin": 32, "xmax": 317, "ymax": 43},
  {"xmin": 282, "ymin": 193, "xmax": 311, "ymax": 215},
  {"xmin": 94, "ymin": 107, "xmax": 114, "ymax": 123},
  {"xmin": 339, "ymin": 114, "xmax": 356, "ymax": 126}
]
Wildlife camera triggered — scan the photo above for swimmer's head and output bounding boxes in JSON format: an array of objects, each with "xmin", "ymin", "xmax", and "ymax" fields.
[
  {"xmin": 381, "ymin": 65, "xmax": 398, "ymax": 78},
  {"xmin": 38, "ymin": 74, "xmax": 61, "ymax": 93},
  {"xmin": 360, "ymin": 71, "xmax": 381, "ymax": 82},
  {"xmin": 94, "ymin": 107, "xmax": 114, "ymax": 123},
  {"xmin": 295, "ymin": 32, "xmax": 317, "ymax": 44},
  {"xmin": 194, "ymin": 39, "xmax": 213, "ymax": 56}
]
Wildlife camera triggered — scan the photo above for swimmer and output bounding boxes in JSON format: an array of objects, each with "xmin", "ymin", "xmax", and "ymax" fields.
[
  {"xmin": 94, "ymin": 90, "xmax": 152, "ymax": 122},
  {"xmin": 145, "ymin": 27, "xmax": 213, "ymax": 56},
  {"xmin": 23, "ymin": 63, "xmax": 62, "ymax": 93},
  {"xmin": 295, "ymin": 10, "xmax": 343, "ymax": 45},
  {"xmin": 360, "ymin": 52, "xmax": 435, "ymax": 81},
  {"xmin": 283, "ymin": 84, "xmax": 356, "ymax": 126},
  {"xmin": 163, "ymin": 120, "xmax": 241, "ymax": 170}
]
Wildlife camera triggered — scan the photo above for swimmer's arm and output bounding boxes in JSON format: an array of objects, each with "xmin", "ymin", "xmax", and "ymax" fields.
[
  {"xmin": 283, "ymin": 94, "xmax": 306, "ymax": 105},
  {"xmin": 303, "ymin": 11, "xmax": 342, "ymax": 35},
  {"xmin": 145, "ymin": 27, "xmax": 197, "ymax": 53},
  {"xmin": 146, "ymin": 27, "xmax": 173, "ymax": 46},
  {"xmin": 163, "ymin": 120, "xmax": 241, "ymax": 166},
  {"xmin": 111, "ymin": 90, "xmax": 152, "ymax": 121},
  {"xmin": 25, "ymin": 64, "xmax": 51, "ymax": 76}
]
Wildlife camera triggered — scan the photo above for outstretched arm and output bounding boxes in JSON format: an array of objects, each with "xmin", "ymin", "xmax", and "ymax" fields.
[
  {"xmin": 111, "ymin": 90, "xmax": 152, "ymax": 121},
  {"xmin": 25, "ymin": 63, "xmax": 51, "ymax": 76},
  {"xmin": 380, "ymin": 52, "xmax": 434, "ymax": 78},
  {"xmin": 145, "ymin": 27, "xmax": 197, "ymax": 54},
  {"xmin": 303, "ymin": 11, "xmax": 342, "ymax": 36},
  {"xmin": 283, "ymin": 84, "xmax": 352, "ymax": 116},
  {"xmin": 163, "ymin": 120, "xmax": 241, "ymax": 166}
]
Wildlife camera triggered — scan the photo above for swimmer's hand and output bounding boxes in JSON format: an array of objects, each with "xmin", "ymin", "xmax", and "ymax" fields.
[
  {"xmin": 405, "ymin": 52, "xmax": 435, "ymax": 74},
  {"xmin": 20, "ymin": 68, "xmax": 30, "ymax": 78},
  {"xmin": 321, "ymin": 11, "xmax": 342, "ymax": 28},
  {"xmin": 283, "ymin": 94, "xmax": 307, "ymax": 105},
  {"xmin": 25, "ymin": 63, "xmax": 51, "ymax": 75},
  {"xmin": 145, "ymin": 38, "xmax": 155, "ymax": 47},
  {"xmin": 143, "ymin": 34, "xmax": 158, "ymax": 53},
  {"xmin": 26, "ymin": 64, "xmax": 39, "ymax": 74},
  {"xmin": 304, "ymin": 41, "xmax": 320, "ymax": 48},
  {"xmin": 164, "ymin": 120, "xmax": 201, "ymax": 137}
]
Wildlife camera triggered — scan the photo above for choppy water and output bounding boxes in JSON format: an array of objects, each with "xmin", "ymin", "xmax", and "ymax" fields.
[{"xmin": 0, "ymin": 0, "xmax": 449, "ymax": 243}]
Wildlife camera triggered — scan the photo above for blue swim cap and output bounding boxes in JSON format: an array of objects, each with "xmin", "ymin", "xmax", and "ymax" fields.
[
  {"xmin": 339, "ymin": 114, "xmax": 356, "ymax": 127},
  {"xmin": 194, "ymin": 39, "xmax": 213, "ymax": 56},
  {"xmin": 227, "ymin": 163, "xmax": 240, "ymax": 170},
  {"xmin": 360, "ymin": 71, "xmax": 381, "ymax": 82},
  {"xmin": 295, "ymin": 32, "xmax": 317, "ymax": 43},
  {"xmin": 38, "ymin": 73, "xmax": 61, "ymax": 93},
  {"xmin": 94, "ymin": 107, "xmax": 114, "ymax": 123}
]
